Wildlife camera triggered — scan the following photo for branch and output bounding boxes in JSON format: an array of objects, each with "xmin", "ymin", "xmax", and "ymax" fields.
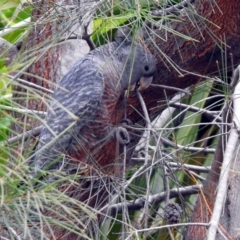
[
  {"xmin": 207, "ymin": 66, "xmax": 240, "ymax": 239},
  {"xmin": 107, "ymin": 184, "xmax": 202, "ymax": 215},
  {"xmin": 57, "ymin": 24, "xmax": 95, "ymax": 51}
]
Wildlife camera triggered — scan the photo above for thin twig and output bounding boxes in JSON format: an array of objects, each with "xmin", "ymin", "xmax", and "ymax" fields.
[
  {"xmin": 126, "ymin": 222, "xmax": 209, "ymax": 239},
  {"xmin": 3, "ymin": 73, "xmax": 54, "ymax": 94},
  {"xmin": 0, "ymin": 104, "xmax": 46, "ymax": 117},
  {"xmin": 83, "ymin": 25, "xmax": 95, "ymax": 50},
  {"xmin": 151, "ymin": 0, "xmax": 196, "ymax": 17},
  {"xmin": 57, "ymin": 25, "xmax": 95, "ymax": 51},
  {"xmin": 1, "ymin": 126, "xmax": 42, "ymax": 146},
  {"xmin": 168, "ymin": 101, "xmax": 222, "ymax": 122},
  {"xmin": 151, "ymin": 84, "xmax": 191, "ymax": 95},
  {"xmin": 2, "ymin": 226, "xmax": 22, "ymax": 240},
  {"xmin": 188, "ymin": 170, "xmax": 206, "ymax": 181},
  {"xmin": 132, "ymin": 158, "xmax": 211, "ymax": 173},
  {"xmin": 0, "ymin": 17, "xmax": 31, "ymax": 37},
  {"xmin": 163, "ymin": 165, "xmax": 170, "ymax": 204},
  {"xmin": 166, "ymin": 161, "xmax": 210, "ymax": 173},
  {"xmin": 136, "ymin": 89, "xmax": 151, "ymax": 229},
  {"xmin": 155, "ymin": 136, "xmax": 216, "ymax": 153}
]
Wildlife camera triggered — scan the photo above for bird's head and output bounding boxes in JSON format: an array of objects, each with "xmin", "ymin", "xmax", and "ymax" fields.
[
  {"xmin": 93, "ymin": 27, "xmax": 157, "ymax": 92},
  {"xmin": 128, "ymin": 43, "xmax": 156, "ymax": 92},
  {"xmin": 113, "ymin": 26, "xmax": 156, "ymax": 92}
]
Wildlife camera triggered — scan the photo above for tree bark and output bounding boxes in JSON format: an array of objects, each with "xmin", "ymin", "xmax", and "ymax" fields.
[
  {"xmin": 127, "ymin": 0, "xmax": 240, "ymax": 122},
  {"xmin": 14, "ymin": 0, "xmax": 90, "ymax": 131}
]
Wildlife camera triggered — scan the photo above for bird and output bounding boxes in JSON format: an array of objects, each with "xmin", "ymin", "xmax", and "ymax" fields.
[
  {"xmin": 32, "ymin": 30, "xmax": 156, "ymax": 177},
  {"xmin": 29, "ymin": 28, "xmax": 156, "ymax": 239}
]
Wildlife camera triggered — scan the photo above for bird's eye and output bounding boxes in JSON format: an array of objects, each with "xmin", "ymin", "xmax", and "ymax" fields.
[{"xmin": 144, "ymin": 65, "xmax": 149, "ymax": 71}]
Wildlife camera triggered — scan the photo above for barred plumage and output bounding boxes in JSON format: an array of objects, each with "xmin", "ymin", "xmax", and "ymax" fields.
[
  {"xmin": 30, "ymin": 32, "xmax": 156, "ymax": 239},
  {"xmin": 32, "ymin": 38, "xmax": 156, "ymax": 176}
]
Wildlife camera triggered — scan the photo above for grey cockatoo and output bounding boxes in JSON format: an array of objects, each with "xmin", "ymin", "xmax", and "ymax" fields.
[{"xmin": 31, "ymin": 28, "xmax": 157, "ymax": 177}]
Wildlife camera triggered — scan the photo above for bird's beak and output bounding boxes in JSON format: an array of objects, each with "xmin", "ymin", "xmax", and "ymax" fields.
[
  {"xmin": 137, "ymin": 76, "xmax": 153, "ymax": 91},
  {"xmin": 129, "ymin": 76, "xmax": 153, "ymax": 92}
]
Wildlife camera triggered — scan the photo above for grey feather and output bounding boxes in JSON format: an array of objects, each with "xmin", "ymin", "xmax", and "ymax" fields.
[
  {"xmin": 32, "ymin": 59, "xmax": 104, "ymax": 172},
  {"xmin": 31, "ymin": 35, "xmax": 156, "ymax": 174}
]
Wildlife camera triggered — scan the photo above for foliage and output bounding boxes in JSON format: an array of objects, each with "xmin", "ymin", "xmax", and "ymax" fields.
[
  {"xmin": 0, "ymin": 0, "xmax": 229, "ymax": 239},
  {"xmin": 0, "ymin": 0, "xmax": 31, "ymax": 43}
]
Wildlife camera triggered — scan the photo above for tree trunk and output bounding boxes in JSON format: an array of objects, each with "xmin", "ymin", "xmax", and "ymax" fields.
[{"xmin": 127, "ymin": 0, "xmax": 240, "ymax": 121}]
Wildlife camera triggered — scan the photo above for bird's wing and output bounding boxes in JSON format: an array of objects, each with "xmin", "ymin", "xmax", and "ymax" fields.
[{"xmin": 32, "ymin": 58, "xmax": 104, "ymax": 172}]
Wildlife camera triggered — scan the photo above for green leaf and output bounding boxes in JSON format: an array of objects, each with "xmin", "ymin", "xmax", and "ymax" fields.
[
  {"xmin": 0, "ymin": 0, "xmax": 19, "ymax": 11},
  {"xmin": 92, "ymin": 13, "xmax": 134, "ymax": 46},
  {"xmin": 175, "ymin": 81, "xmax": 214, "ymax": 146}
]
